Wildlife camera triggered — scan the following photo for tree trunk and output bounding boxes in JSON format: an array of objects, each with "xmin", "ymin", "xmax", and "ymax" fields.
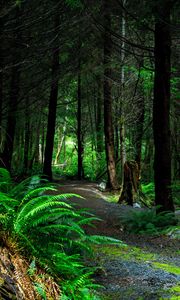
[
  {"xmin": 23, "ymin": 98, "xmax": 30, "ymax": 173},
  {"xmin": 120, "ymin": 117, "xmax": 126, "ymax": 176},
  {"xmin": 77, "ymin": 62, "xmax": 84, "ymax": 180},
  {"xmin": 153, "ymin": 1, "xmax": 174, "ymax": 212},
  {"xmin": 96, "ymin": 76, "xmax": 103, "ymax": 157},
  {"xmin": 55, "ymin": 127, "xmax": 66, "ymax": 165},
  {"xmin": 28, "ymin": 117, "xmax": 41, "ymax": 171},
  {"xmin": 0, "ymin": 15, "xmax": 3, "ymax": 144},
  {"xmin": 134, "ymin": 93, "xmax": 145, "ymax": 172},
  {"xmin": 41, "ymin": 120, "xmax": 45, "ymax": 164},
  {"xmin": 120, "ymin": 1, "xmax": 126, "ymax": 186},
  {"xmin": 43, "ymin": 13, "xmax": 60, "ymax": 181},
  {"xmin": 103, "ymin": 0, "xmax": 119, "ymax": 190},
  {"xmin": 0, "ymin": 7, "xmax": 21, "ymax": 171},
  {"xmin": 118, "ymin": 160, "xmax": 140, "ymax": 206}
]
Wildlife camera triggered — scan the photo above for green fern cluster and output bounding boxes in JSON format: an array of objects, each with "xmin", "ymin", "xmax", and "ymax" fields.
[
  {"xmin": 121, "ymin": 207, "xmax": 177, "ymax": 235},
  {"xmin": 0, "ymin": 168, "xmax": 121, "ymax": 299},
  {"xmin": 61, "ymin": 272, "xmax": 102, "ymax": 300},
  {"xmin": 171, "ymin": 182, "xmax": 180, "ymax": 207}
]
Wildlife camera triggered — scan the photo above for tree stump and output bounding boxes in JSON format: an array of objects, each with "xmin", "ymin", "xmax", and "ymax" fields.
[{"xmin": 118, "ymin": 160, "xmax": 140, "ymax": 206}]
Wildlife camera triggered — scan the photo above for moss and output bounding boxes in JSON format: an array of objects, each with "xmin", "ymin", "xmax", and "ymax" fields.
[
  {"xmin": 171, "ymin": 285, "xmax": 180, "ymax": 293},
  {"xmin": 170, "ymin": 285, "xmax": 180, "ymax": 293},
  {"xmin": 152, "ymin": 262, "xmax": 180, "ymax": 275},
  {"xmin": 98, "ymin": 245, "xmax": 156, "ymax": 262},
  {"xmin": 164, "ymin": 284, "xmax": 180, "ymax": 300},
  {"xmin": 95, "ymin": 245, "xmax": 180, "ymax": 300}
]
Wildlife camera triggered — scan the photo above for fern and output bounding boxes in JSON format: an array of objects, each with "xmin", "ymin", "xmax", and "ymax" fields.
[
  {"xmin": 62, "ymin": 271, "xmax": 102, "ymax": 300},
  {"xmin": 0, "ymin": 168, "xmax": 123, "ymax": 299},
  {"xmin": 0, "ymin": 168, "xmax": 12, "ymax": 192},
  {"xmin": 121, "ymin": 207, "xmax": 177, "ymax": 235},
  {"xmin": 0, "ymin": 193, "xmax": 19, "ymax": 209},
  {"xmin": 34, "ymin": 282, "xmax": 47, "ymax": 300}
]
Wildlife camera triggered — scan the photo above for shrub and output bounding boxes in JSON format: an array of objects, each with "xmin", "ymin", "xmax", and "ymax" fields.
[{"xmin": 121, "ymin": 207, "xmax": 178, "ymax": 235}]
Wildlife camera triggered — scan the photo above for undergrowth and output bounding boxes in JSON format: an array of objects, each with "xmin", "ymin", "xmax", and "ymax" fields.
[
  {"xmin": 121, "ymin": 206, "xmax": 178, "ymax": 235},
  {"xmin": 0, "ymin": 168, "xmax": 121, "ymax": 299}
]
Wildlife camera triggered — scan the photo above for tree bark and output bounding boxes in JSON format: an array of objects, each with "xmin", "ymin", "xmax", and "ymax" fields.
[
  {"xmin": 23, "ymin": 98, "xmax": 30, "ymax": 173},
  {"xmin": 153, "ymin": 1, "xmax": 174, "ymax": 212},
  {"xmin": 118, "ymin": 160, "xmax": 140, "ymax": 206},
  {"xmin": 134, "ymin": 92, "xmax": 145, "ymax": 171},
  {"xmin": 43, "ymin": 13, "xmax": 60, "ymax": 181},
  {"xmin": 0, "ymin": 14, "xmax": 3, "ymax": 143},
  {"xmin": 77, "ymin": 62, "xmax": 84, "ymax": 180},
  {"xmin": 103, "ymin": 0, "xmax": 119, "ymax": 190},
  {"xmin": 96, "ymin": 76, "xmax": 104, "ymax": 157},
  {"xmin": 55, "ymin": 122, "xmax": 67, "ymax": 165},
  {"xmin": 0, "ymin": 7, "xmax": 21, "ymax": 171},
  {"xmin": 119, "ymin": 1, "xmax": 126, "ymax": 186}
]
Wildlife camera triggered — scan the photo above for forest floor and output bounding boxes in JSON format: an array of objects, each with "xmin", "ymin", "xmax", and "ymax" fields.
[{"xmin": 56, "ymin": 179, "xmax": 180, "ymax": 300}]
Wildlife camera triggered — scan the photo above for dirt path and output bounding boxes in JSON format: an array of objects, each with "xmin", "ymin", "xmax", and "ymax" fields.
[{"xmin": 56, "ymin": 180, "xmax": 180, "ymax": 300}]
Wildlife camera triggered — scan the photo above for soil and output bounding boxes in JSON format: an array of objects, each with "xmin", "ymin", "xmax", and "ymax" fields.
[{"xmin": 55, "ymin": 179, "xmax": 180, "ymax": 300}]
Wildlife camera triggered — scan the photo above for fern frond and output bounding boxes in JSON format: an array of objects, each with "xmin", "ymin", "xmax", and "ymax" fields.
[
  {"xmin": 9, "ymin": 176, "xmax": 50, "ymax": 199},
  {"xmin": 14, "ymin": 196, "xmax": 72, "ymax": 228},
  {"xmin": 0, "ymin": 193, "xmax": 19, "ymax": 210},
  {"xmin": 21, "ymin": 187, "xmax": 57, "ymax": 202},
  {"xmin": 71, "ymin": 240, "xmax": 93, "ymax": 254},
  {"xmin": 77, "ymin": 217, "xmax": 102, "ymax": 226},
  {"xmin": 0, "ymin": 168, "xmax": 12, "ymax": 183},
  {"xmin": 52, "ymin": 193, "xmax": 84, "ymax": 201},
  {"xmin": 38, "ymin": 224, "xmax": 84, "ymax": 237},
  {"xmin": 85, "ymin": 235, "xmax": 123, "ymax": 245},
  {"xmin": 26, "ymin": 208, "xmax": 80, "ymax": 228}
]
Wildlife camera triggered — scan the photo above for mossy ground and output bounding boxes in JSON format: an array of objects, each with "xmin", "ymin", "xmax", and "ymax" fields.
[
  {"xmin": 58, "ymin": 181, "xmax": 180, "ymax": 300},
  {"xmin": 94, "ymin": 244, "xmax": 180, "ymax": 299},
  {"xmin": 153, "ymin": 262, "xmax": 180, "ymax": 275},
  {"xmin": 98, "ymin": 244, "xmax": 156, "ymax": 262}
]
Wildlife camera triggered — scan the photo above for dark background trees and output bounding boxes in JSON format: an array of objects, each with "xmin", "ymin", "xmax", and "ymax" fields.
[{"xmin": 0, "ymin": 0, "xmax": 179, "ymax": 212}]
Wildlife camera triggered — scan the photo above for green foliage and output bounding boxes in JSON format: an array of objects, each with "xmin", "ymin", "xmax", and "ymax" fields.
[
  {"xmin": 83, "ymin": 144, "xmax": 102, "ymax": 181},
  {"xmin": 34, "ymin": 282, "xmax": 47, "ymax": 300},
  {"xmin": 0, "ymin": 168, "xmax": 13, "ymax": 192},
  {"xmin": 0, "ymin": 168, "xmax": 121, "ymax": 299},
  {"xmin": 142, "ymin": 182, "xmax": 155, "ymax": 200},
  {"xmin": 124, "ymin": 65, "xmax": 153, "ymax": 94},
  {"xmin": 15, "ymin": 0, "xmax": 21, "ymax": 7},
  {"xmin": 53, "ymin": 138, "xmax": 106, "ymax": 181},
  {"xmin": 65, "ymin": 0, "xmax": 83, "ymax": 8},
  {"xmin": 171, "ymin": 182, "xmax": 180, "ymax": 207},
  {"xmin": 142, "ymin": 181, "xmax": 180, "ymax": 208},
  {"xmin": 171, "ymin": 68, "xmax": 180, "ymax": 100},
  {"xmin": 27, "ymin": 259, "xmax": 36, "ymax": 276},
  {"xmin": 121, "ymin": 207, "xmax": 177, "ymax": 235},
  {"xmin": 62, "ymin": 272, "xmax": 102, "ymax": 300}
]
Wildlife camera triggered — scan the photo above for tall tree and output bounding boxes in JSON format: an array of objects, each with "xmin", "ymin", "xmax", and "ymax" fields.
[
  {"xmin": 0, "ymin": 6, "xmax": 21, "ymax": 170},
  {"xmin": 153, "ymin": 0, "xmax": 174, "ymax": 212},
  {"xmin": 43, "ymin": 11, "xmax": 60, "ymax": 180},
  {"xmin": 77, "ymin": 61, "xmax": 84, "ymax": 180},
  {"xmin": 103, "ymin": 0, "xmax": 119, "ymax": 189}
]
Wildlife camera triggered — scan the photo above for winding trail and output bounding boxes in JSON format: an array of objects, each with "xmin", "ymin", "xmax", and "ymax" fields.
[{"xmin": 57, "ymin": 180, "xmax": 180, "ymax": 300}]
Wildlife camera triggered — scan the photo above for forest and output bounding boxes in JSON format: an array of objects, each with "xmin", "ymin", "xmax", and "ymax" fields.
[{"xmin": 0, "ymin": 0, "xmax": 180, "ymax": 299}]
